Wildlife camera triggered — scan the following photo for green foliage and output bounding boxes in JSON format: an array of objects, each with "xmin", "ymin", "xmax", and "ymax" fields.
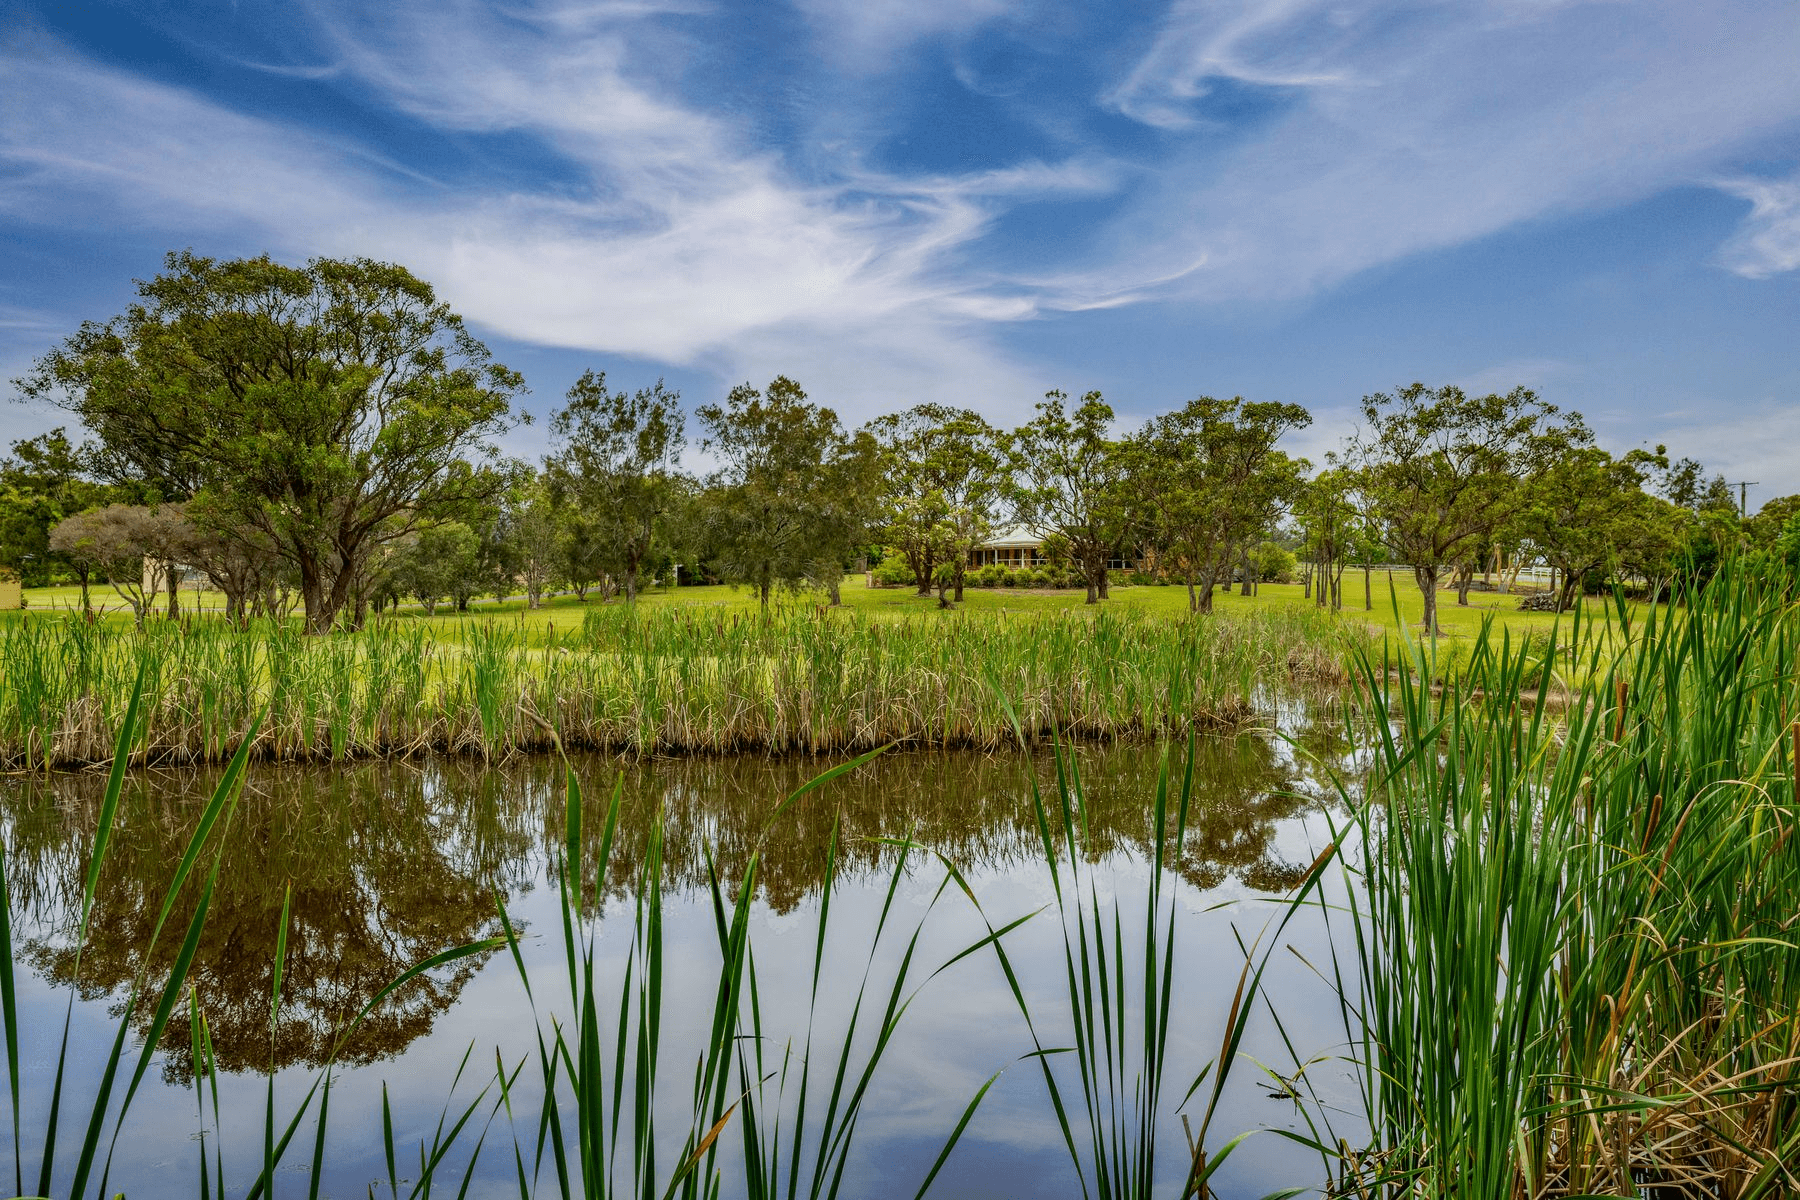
[
  {"xmin": 1347, "ymin": 382, "xmax": 1586, "ymax": 634},
  {"xmin": 390, "ymin": 523, "xmax": 484, "ymax": 615},
  {"xmin": 19, "ymin": 251, "xmax": 525, "ymax": 632},
  {"xmin": 870, "ymin": 551, "xmax": 917, "ymax": 586},
  {"xmin": 544, "ymin": 370, "xmax": 685, "ymax": 602},
  {"xmin": 1123, "ymin": 395, "xmax": 1310, "ymax": 612},
  {"xmin": 696, "ymin": 376, "xmax": 879, "ymax": 607},
  {"xmin": 867, "ymin": 404, "xmax": 1005, "ymax": 599},
  {"xmin": 1250, "ymin": 539, "xmax": 1296, "ymax": 582},
  {"xmin": 0, "ymin": 428, "xmax": 128, "ymax": 590},
  {"xmin": 1007, "ymin": 390, "xmax": 1131, "ymax": 603},
  {"xmin": 1509, "ymin": 446, "xmax": 1668, "ymax": 609}
]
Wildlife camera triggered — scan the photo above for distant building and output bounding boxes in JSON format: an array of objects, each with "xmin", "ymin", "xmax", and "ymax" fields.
[
  {"xmin": 968, "ymin": 526, "xmax": 1142, "ymax": 572},
  {"xmin": 969, "ymin": 524, "xmax": 1052, "ymax": 569},
  {"xmin": 0, "ymin": 568, "xmax": 20, "ymax": 610}
]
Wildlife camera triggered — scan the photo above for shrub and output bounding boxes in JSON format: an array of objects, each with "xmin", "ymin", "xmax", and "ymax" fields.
[{"xmin": 871, "ymin": 553, "xmax": 915, "ymax": 586}]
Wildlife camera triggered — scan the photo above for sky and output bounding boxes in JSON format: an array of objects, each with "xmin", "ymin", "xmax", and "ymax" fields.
[{"xmin": 2, "ymin": 0, "xmax": 1799, "ymax": 503}]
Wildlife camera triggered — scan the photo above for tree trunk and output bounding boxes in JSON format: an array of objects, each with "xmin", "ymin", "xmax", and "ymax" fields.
[
  {"xmin": 1414, "ymin": 565, "xmax": 1441, "ymax": 637},
  {"xmin": 300, "ymin": 555, "xmax": 330, "ymax": 633},
  {"xmin": 1185, "ymin": 570, "xmax": 1198, "ymax": 613},
  {"xmin": 165, "ymin": 563, "xmax": 181, "ymax": 621},
  {"xmin": 953, "ymin": 564, "xmax": 965, "ymax": 603},
  {"xmin": 1364, "ymin": 564, "xmax": 1372, "ymax": 612},
  {"xmin": 1238, "ymin": 546, "xmax": 1253, "ymax": 596},
  {"xmin": 1558, "ymin": 571, "xmax": 1580, "ymax": 612},
  {"xmin": 1456, "ymin": 567, "xmax": 1472, "ymax": 607},
  {"xmin": 1301, "ymin": 559, "xmax": 1313, "ymax": 600},
  {"xmin": 1195, "ymin": 561, "xmax": 1221, "ymax": 613}
]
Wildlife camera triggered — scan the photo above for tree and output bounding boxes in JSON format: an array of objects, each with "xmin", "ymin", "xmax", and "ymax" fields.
[
  {"xmin": 1122, "ymin": 396, "xmax": 1310, "ymax": 612},
  {"xmin": 1510, "ymin": 447, "xmax": 1663, "ymax": 611},
  {"xmin": 48, "ymin": 504, "xmax": 183, "ymax": 626},
  {"xmin": 19, "ymin": 252, "xmax": 525, "ymax": 633},
  {"xmin": 867, "ymin": 405, "xmax": 1005, "ymax": 605},
  {"xmin": 1008, "ymin": 391, "xmax": 1129, "ymax": 604},
  {"xmin": 1347, "ymin": 383, "xmax": 1585, "ymax": 636},
  {"xmin": 1745, "ymin": 494, "xmax": 1800, "ymax": 550},
  {"xmin": 545, "ymin": 371, "xmax": 684, "ymax": 603},
  {"xmin": 1295, "ymin": 463, "xmax": 1377, "ymax": 611},
  {"xmin": 499, "ymin": 479, "xmax": 566, "ymax": 609},
  {"xmin": 0, "ymin": 428, "xmax": 123, "ymax": 592},
  {"xmin": 696, "ymin": 376, "xmax": 877, "ymax": 607},
  {"xmin": 390, "ymin": 523, "xmax": 482, "ymax": 615}
]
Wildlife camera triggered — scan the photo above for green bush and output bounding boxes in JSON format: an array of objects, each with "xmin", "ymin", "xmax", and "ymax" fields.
[{"xmin": 871, "ymin": 552, "xmax": 915, "ymax": 586}]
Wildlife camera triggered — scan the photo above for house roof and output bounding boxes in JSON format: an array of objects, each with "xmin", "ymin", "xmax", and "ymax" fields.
[{"xmin": 978, "ymin": 523, "xmax": 1051, "ymax": 549}]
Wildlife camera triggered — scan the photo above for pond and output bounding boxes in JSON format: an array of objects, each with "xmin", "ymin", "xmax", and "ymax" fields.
[{"xmin": 2, "ymin": 721, "xmax": 1360, "ymax": 1199}]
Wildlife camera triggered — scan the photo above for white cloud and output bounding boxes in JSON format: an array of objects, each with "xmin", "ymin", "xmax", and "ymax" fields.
[
  {"xmin": 1063, "ymin": 0, "xmax": 1800, "ymax": 308},
  {"xmin": 0, "ymin": 2, "xmax": 1096, "ymax": 423},
  {"xmin": 4, "ymin": 0, "xmax": 1799, "ymax": 439},
  {"xmin": 1716, "ymin": 173, "xmax": 1800, "ymax": 278},
  {"xmin": 792, "ymin": 0, "xmax": 1019, "ymax": 68},
  {"xmin": 1632, "ymin": 401, "xmax": 1800, "ymax": 501}
]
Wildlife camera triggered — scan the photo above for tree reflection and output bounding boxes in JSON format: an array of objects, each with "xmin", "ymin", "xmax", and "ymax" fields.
[
  {"xmin": 7, "ymin": 761, "xmax": 534, "ymax": 1081},
  {"xmin": 1, "ymin": 726, "xmax": 1332, "ymax": 1079}
]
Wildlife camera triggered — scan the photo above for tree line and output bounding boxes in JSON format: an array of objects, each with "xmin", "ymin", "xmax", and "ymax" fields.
[{"xmin": 4, "ymin": 252, "xmax": 1795, "ymax": 633}]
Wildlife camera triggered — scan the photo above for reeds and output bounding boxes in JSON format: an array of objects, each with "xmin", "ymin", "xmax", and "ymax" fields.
[
  {"xmin": 1293, "ymin": 566, "xmax": 1800, "ymax": 1197},
  {"xmin": 0, "ymin": 605, "xmax": 1361, "ymax": 768}
]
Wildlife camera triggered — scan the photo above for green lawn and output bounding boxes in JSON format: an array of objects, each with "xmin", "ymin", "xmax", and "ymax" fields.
[{"xmin": 12, "ymin": 570, "xmax": 1597, "ymax": 646}]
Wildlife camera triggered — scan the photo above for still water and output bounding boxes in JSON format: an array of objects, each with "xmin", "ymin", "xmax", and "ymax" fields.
[{"xmin": 3, "ymin": 725, "xmax": 1357, "ymax": 1198}]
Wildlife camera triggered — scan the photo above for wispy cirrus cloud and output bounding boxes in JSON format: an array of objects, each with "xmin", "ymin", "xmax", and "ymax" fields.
[
  {"xmin": 2, "ymin": 0, "xmax": 1798, "ymax": 446},
  {"xmin": 1064, "ymin": 0, "xmax": 1800, "ymax": 307},
  {"xmin": 1715, "ymin": 173, "xmax": 1800, "ymax": 278},
  {"xmin": 0, "ymin": 1, "xmax": 1104, "ymax": 418}
]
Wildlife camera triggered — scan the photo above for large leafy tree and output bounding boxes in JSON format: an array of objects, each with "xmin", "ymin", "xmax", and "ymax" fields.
[
  {"xmin": 1347, "ymin": 383, "xmax": 1585, "ymax": 636},
  {"xmin": 17, "ymin": 251, "xmax": 524, "ymax": 632},
  {"xmin": 1008, "ymin": 391, "xmax": 1130, "ymax": 604},
  {"xmin": 544, "ymin": 370, "xmax": 685, "ymax": 602},
  {"xmin": 697, "ymin": 376, "xmax": 877, "ymax": 608},
  {"xmin": 867, "ymin": 404, "xmax": 1005, "ymax": 604},
  {"xmin": 1510, "ymin": 446, "xmax": 1664, "ymax": 611},
  {"xmin": 1123, "ymin": 396, "xmax": 1310, "ymax": 612}
]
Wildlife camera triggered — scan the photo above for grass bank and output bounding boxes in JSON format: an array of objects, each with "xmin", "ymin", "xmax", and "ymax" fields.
[{"xmin": 0, "ymin": 602, "xmax": 1368, "ymax": 768}]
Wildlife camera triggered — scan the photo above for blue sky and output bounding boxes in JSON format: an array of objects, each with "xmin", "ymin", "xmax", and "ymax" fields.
[{"xmin": 3, "ymin": 0, "xmax": 1799, "ymax": 500}]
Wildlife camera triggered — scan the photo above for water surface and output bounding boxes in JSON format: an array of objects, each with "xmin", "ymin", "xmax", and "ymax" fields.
[{"xmin": 3, "ymin": 726, "xmax": 1355, "ymax": 1198}]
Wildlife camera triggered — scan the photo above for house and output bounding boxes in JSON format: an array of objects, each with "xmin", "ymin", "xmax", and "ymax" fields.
[
  {"xmin": 0, "ymin": 568, "xmax": 19, "ymax": 610},
  {"xmin": 968, "ymin": 524, "xmax": 1052, "ymax": 569},
  {"xmin": 968, "ymin": 526, "xmax": 1142, "ymax": 572}
]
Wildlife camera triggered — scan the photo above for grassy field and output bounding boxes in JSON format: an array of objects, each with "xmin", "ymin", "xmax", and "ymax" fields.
[{"xmin": 13, "ymin": 570, "xmax": 1582, "ymax": 644}]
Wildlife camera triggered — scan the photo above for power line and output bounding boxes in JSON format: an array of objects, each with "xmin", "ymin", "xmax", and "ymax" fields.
[{"xmin": 1730, "ymin": 481, "xmax": 1759, "ymax": 518}]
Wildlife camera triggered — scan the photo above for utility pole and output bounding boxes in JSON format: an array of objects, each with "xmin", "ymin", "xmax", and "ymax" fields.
[{"xmin": 1731, "ymin": 481, "xmax": 1759, "ymax": 517}]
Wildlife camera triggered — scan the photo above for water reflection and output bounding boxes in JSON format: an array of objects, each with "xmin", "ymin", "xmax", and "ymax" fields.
[{"xmin": 1, "ymin": 731, "xmax": 1329, "ymax": 1083}]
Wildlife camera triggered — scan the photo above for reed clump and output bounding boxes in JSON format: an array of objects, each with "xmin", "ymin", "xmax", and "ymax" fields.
[
  {"xmin": 1295, "ymin": 570, "xmax": 1800, "ymax": 1198},
  {"xmin": 0, "ymin": 604, "xmax": 1362, "ymax": 768}
]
